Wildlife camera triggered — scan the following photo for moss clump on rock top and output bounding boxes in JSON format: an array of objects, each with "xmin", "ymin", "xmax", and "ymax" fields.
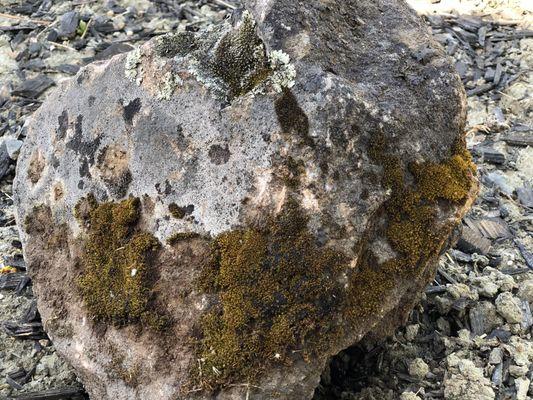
[
  {"xmin": 193, "ymin": 199, "xmax": 347, "ymax": 390},
  {"xmin": 76, "ymin": 195, "xmax": 162, "ymax": 327},
  {"xmin": 209, "ymin": 11, "xmax": 272, "ymax": 98}
]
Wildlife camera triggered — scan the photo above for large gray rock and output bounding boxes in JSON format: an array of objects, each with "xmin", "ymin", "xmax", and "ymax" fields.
[{"xmin": 14, "ymin": 0, "xmax": 477, "ymax": 399}]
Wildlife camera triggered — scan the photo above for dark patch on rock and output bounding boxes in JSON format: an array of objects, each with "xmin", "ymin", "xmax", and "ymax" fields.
[
  {"xmin": 155, "ymin": 180, "xmax": 172, "ymax": 196},
  {"xmin": 155, "ymin": 31, "xmax": 198, "ymax": 58},
  {"xmin": 56, "ymin": 110, "xmax": 69, "ymax": 140},
  {"xmin": 208, "ymin": 144, "xmax": 231, "ymax": 165},
  {"xmin": 105, "ymin": 169, "xmax": 132, "ymax": 198},
  {"xmin": 66, "ymin": 115, "xmax": 101, "ymax": 178},
  {"xmin": 51, "ymin": 154, "xmax": 60, "ymax": 169},
  {"xmin": 88, "ymin": 96, "xmax": 96, "ymax": 107},
  {"xmin": 122, "ymin": 98, "xmax": 141, "ymax": 126},
  {"xmin": 78, "ymin": 180, "xmax": 85, "ymax": 190},
  {"xmin": 275, "ymin": 89, "xmax": 312, "ymax": 147},
  {"xmin": 169, "ymin": 203, "xmax": 195, "ymax": 219}
]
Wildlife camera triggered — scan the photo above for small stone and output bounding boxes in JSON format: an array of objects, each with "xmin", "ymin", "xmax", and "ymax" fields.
[
  {"xmin": 437, "ymin": 317, "xmax": 451, "ymax": 335},
  {"xmin": 405, "ymin": 324, "xmax": 419, "ymax": 341},
  {"xmin": 515, "ymin": 377, "xmax": 530, "ymax": 400},
  {"xmin": 495, "ymin": 292, "xmax": 523, "ymax": 324},
  {"xmin": 444, "ymin": 357, "xmax": 495, "ymax": 400},
  {"xmin": 435, "ymin": 295, "xmax": 453, "ymax": 315},
  {"xmin": 509, "ymin": 364, "xmax": 528, "ymax": 377},
  {"xmin": 408, "ymin": 358, "xmax": 429, "ymax": 380},
  {"xmin": 59, "ymin": 11, "xmax": 80, "ymax": 38},
  {"xmin": 488, "ymin": 347, "xmax": 503, "ymax": 364},
  {"xmin": 3, "ymin": 137, "xmax": 23, "ymax": 160},
  {"xmin": 471, "ymin": 276, "xmax": 499, "ymax": 298},
  {"xmin": 400, "ymin": 392, "xmax": 421, "ymax": 400},
  {"xmin": 469, "ymin": 301, "xmax": 504, "ymax": 336},
  {"xmin": 517, "ymin": 279, "xmax": 533, "ymax": 304},
  {"xmin": 447, "ymin": 283, "xmax": 478, "ymax": 301}
]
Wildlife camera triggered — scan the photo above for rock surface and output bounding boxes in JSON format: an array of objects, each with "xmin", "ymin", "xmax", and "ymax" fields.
[{"xmin": 13, "ymin": 0, "xmax": 477, "ymax": 399}]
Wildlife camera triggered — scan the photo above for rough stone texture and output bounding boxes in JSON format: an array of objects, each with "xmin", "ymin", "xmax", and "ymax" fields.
[{"xmin": 13, "ymin": 0, "xmax": 476, "ymax": 399}]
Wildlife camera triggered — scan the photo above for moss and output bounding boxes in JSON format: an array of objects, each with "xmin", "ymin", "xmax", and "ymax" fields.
[
  {"xmin": 155, "ymin": 31, "xmax": 197, "ymax": 58},
  {"xmin": 345, "ymin": 134, "xmax": 476, "ymax": 320},
  {"xmin": 209, "ymin": 11, "xmax": 271, "ymax": 98},
  {"xmin": 169, "ymin": 203, "xmax": 194, "ymax": 219},
  {"xmin": 167, "ymin": 232, "xmax": 201, "ymax": 245},
  {"xmin": 192, "ymin": 199, "xmax": 347, "ymax": 390},
  {"xmin": 76, "ymin": 196, "xmax": 163, "ymax": 327},
  {"xmin": 191, "ymin": 133, "xmax": 476, "ymax": 391}
]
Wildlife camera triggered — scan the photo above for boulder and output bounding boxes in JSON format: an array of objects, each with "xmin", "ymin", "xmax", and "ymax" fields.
[{"xmin": 13, "ymin": 0, "xmax": 477, "ymax": 399}]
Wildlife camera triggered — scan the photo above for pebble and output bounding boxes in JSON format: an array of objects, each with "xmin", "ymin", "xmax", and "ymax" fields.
[
  {"xmin": 515, "ymin": 377, "xmax": 530, "ymax": 400},
  {"xmin": 408, "ymin": 358, "xmax": 429, "ymax": 380},
  {"xmin": 517, "ymin": 279, "xmax": 533, "ymax": 303},
  {"xmin": 495, "ymin": 292, "xmax": 524, "ymax": 324}
]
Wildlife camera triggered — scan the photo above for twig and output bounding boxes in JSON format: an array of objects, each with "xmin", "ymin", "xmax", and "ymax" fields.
[
  {"xmin": 0, "ymin": 12, "xmax": 50, "ymax": 26},
  {"xmin": 47, "ymin": 41, "xmax": 77, "ymax": 52},
  {"xmin": 81, "ymin": 17, "xmax": 92, "ymax": 39},
  {"xmin": 211, "ymin": 0, "xmax": 237, "ymax": 10}
]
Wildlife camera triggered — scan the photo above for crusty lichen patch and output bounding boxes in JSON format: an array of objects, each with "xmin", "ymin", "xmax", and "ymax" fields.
[
  {"xmin": 75, "ymin": 195, "xmax": 162, "ymax": 327},
  {"xmin": 154, "ymin": 11, "xmax": 295, "ymax": 100},
  {"xmin": 190, "ymin": 135, "xmax": 476, "ymax": 392}
]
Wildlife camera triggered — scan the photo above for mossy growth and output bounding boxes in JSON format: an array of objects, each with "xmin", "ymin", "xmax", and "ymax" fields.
[
  {"xmin": 155, "ymin": 31, "xmax": 198, "ymax": 58},
  {"xmin": 168, "ymin": 202, "xmax": 194, "ymax": 219},
  {"xmin": 345, "ymin": 135, "xmax": 476, "ymax": 320},
  {"xmin": 191, "ymin": 134, "xmax": 476, "ymax": 391},
  {"xmin": 209, "ymin": 11, "xmax": 272, "ymax": 98},
  {"xmin": 193, "ymin": 199, "xmax": 347, "ymax": 390},
  {"xmin": 76, "ymin": 195, "xmax": 163, "ymax": 327},
  {"xmin": 167, "ymin": 232, "xmax": 201, "ymax": 245}
]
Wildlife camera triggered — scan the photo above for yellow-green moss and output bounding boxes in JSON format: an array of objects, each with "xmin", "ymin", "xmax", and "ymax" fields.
[
  {"xmin": 76, "ymin": 196, "xmax": 162, "ymax": 327},
  {"xmin": 193, "ymin": 199, "xmax": 347, "ymax": 389},
  {"xmin": 167, "ymin": 232, "xmax": 201, "ymax": 245},
  {"xmin": 192, "ymin": 134, "xmax": 476, "ymax": 391},
  {"xmin": 169, "ymin": 203, "xmax": 187, "ymax": 219},
  {"xmin": 346, "ymin": 135, "xmax": 476, "ymax": 320}
]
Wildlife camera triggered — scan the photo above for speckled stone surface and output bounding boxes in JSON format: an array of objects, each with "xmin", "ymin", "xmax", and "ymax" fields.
[{"xmin": 13, "ymin": 0, "xmax": 475, "ymax": 399}]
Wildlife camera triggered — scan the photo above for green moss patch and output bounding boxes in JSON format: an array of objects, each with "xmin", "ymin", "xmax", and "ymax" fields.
[
  {"xmin": 209, "ymin": 11, "xmax": 271, "ymax": 98},
  {"xmin": 191, "ymin": 135, "xmax": 476, "ymax": 391},
  {"xmin": 76, "ymin": 195, "xmax": 162, "ymax": 327},
  {"xmin": 193, "ymin": 199, "xmax": 347, "ymax": 389}
]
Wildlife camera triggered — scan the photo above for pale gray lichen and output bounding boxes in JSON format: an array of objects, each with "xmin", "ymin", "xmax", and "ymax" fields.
[
  {"xmin": 157, "ymin": 71, "xmax": 183, "ymax": 100},
  {"xmin": 265, "ymin": 49, "xmax": 296, "ymax": 93},
  {"xmin": 125, "ymin": 48, "xmax": 143, "ymax": 85}
]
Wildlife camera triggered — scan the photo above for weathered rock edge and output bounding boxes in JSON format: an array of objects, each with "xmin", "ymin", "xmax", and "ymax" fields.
[{"xmin": 14, "ymin": 0, "xmax": 477, "ymax": 399}]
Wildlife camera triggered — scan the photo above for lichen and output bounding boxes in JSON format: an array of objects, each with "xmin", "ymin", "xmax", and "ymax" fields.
[
  {"xmin": 125, "ymin": 48, "xmax": 143, "ymax": 85},
  {"xmin": 154, "ymin": 11, "xmax": 296, "ymax": 100},
  {"xmin": 268, "ymin": 50, "xmax": 296, "ymax": 93},
  {"xmin": 157, "ymin": 71, "xmax": 183, "ymax": 100},
  {"xmin": 76, "ymin": 195, "xmax": 163, "ymax": 327},
  {"xmin": 190, "ymin": 134, "xmax": 476, "ymax": 391}
]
